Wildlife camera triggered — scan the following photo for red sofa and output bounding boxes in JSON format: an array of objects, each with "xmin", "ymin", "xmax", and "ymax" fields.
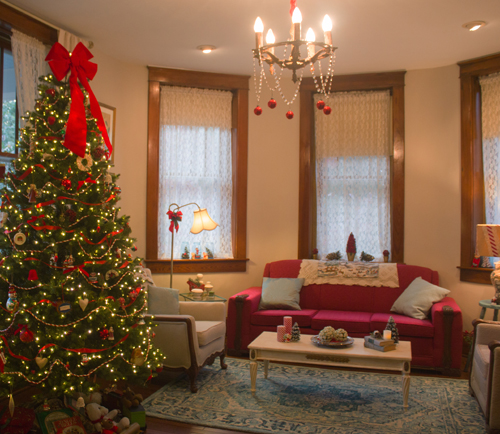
[{"xmin": 227, "ymin": 259, "xmax": 463, "ymax": 376}]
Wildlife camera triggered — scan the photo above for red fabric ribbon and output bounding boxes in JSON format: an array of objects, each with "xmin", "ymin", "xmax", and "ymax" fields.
[
  {"xmin": 63, "ymin": 264, "xmax": 89, "ymax": 277},
  {"xmin": 45, "ymin": 42, "xmax": 112, "ymax": 158},
  {"xmin": 167, "ymin": 210, "xmax": 183, "ymax": 233},
  {"xmin": 77, "ymin": 175, "xmax": 97, "ymax": 191}
]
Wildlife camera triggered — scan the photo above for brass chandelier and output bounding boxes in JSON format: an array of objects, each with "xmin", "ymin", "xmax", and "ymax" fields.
[{"xmin": 253, "ymin": 0, "xmax": 337, "ymax": 119}]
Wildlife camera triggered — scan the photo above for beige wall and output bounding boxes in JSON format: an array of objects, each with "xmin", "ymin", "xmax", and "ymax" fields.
[{"xmin": 90, "ymin": 47, "xmax": 491, "ymax": 331}]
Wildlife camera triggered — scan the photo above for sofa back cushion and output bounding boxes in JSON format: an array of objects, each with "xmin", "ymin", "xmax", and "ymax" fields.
[{"xmin": 263, "ymin": 260, "xmax": 439, "ymax": 313}]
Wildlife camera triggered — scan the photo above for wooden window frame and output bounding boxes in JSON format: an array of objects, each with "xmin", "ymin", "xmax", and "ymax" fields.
[
  {"xmin": 458, "ymin": 52, "xmax": 500, "ymax": 284},
  {"xmin": 298, "ymin": 71, "xmax": 406, "ymax": 263},
  {"xmin": 145, "ymin": 67, "xmax": 249, "ymax": 274}
]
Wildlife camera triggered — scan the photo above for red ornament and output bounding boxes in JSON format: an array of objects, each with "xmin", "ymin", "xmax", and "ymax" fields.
[
  {"xmin": 61, "ymin": 178, "xmax": 72, "ymax": 190},
  {"xmin": 28, "ymin": 270, "xmax": 38, "ymax": 281},
  {"xmin": 268, "ymin": 99, "xmax": 277, "ymax": 109},
  {"xmin": 286, "ymin": 111, "xmax": 294, "ymax": 120},
  {"xmin": 99, "ymin": 329, "xmax": 109, "ymax": 340},
  {"xmin": 323, "ymin": 106, "xmax": 332, "ymax": 115},
  {"xmin": 45, "ymin": 88, "xmax": 56, "ymax": 97},
  {"xmin": 254, "ymin": 106, "xmax": 263, "ymax": 116},
  {"xmin": 65, "ymin": 209, "xmax": 77, "ymax": 223},
  {"xmin": 20, "ymin": 328, "xmax": 34, "ymax": 343},
  {"xmin": 48, "ymin": 116, "xmax": 56, "ymax": 125},
  {"xmin": 156, "ymin": 366, "xmax": 163, "ymax": 373},
  {"xmin": 92, "ymin": 147, "xmax": 106, "ymax": 161},
  {"xmin": 316, "ymin": 100, "xmax": 325, "ymax": 110}
]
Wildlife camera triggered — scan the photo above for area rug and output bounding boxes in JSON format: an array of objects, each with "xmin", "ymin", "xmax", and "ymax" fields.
[{"xmin": 142, "ymin": 358, "xmax": 486, "ymax": 434}]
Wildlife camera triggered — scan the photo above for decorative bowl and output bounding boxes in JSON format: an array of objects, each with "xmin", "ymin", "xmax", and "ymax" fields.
[{"xmin": 311, "ymin": 335, "xmax": 354, "ymax": 348}]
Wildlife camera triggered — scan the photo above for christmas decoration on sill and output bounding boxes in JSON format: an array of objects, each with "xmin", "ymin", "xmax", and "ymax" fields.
[
  {"xmin": 326, "ymin": 250, "xmax": 342, "ymax": 261},
  {"xmin": 312, "ymin": 248, "xmax": 318, "ymax": 260},
  {"xmin": 383, "ymin": 250, "xmax": 390, "ymax": 263},
  {"xmin": 360, "ymin": 251, "xmax": 374, "ymax": 262},
  {"xmin": 253, "ymin": 0, "xmax": 336, "ymax": 120},
  {"xmin": 346, "ymin": 232, "xmax": 356, "ymax": 261}
]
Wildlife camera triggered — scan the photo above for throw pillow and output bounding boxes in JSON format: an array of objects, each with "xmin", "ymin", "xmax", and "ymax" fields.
[
  {"xmin": 391, "ymin": 277, "xmax": 450, "ymax": 319},
  {"xmin": 147, "ymin": 285, "xmax": 179, "ymax": 315},
  {"xmin": 258, "ymin": 277, "xmax": 305, "ymax": 311}
]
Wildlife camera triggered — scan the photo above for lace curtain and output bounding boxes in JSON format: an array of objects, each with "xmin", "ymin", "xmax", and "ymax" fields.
[
  {"xmin": 11, "ymin": 29, "xmax": 49, "ymax": 126},
  {"xmin": 480, "ymin": 72, "xmax": 500, "ymax": 225},
  {"xmin": 58, "ymin": 29, "xmax": 93, "ymax": 52},
  {"xmin": 314, "ymin": 90, "xmax": 392, "ymax": 260},
  {"xmin": 158, "ymin": 85, "xmax": 233, "ymax": 259}
]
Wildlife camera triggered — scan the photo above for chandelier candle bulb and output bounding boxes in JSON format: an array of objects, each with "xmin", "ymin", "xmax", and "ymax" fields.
[
  {"xmin": 322, "ymin": 15, "xmax": 333, "ymax": 46},
  {"xmin": 292, "ymin": 7, "xmax": 302, "ymax": 40},
  {"xmin": 306, "ymin": 28, "xmax": 316, "ymax": 58},
  {"xmin": 254, "ymin": 17, "xmax": 264, "ymax": 49}
]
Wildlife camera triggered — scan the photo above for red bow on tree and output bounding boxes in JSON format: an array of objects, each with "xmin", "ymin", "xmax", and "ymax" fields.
[
  {"xmin": 167, "ymin": 210, "xmax": 183, "ymax": 233},
  {"xmin": 45, "ymin": 42, "xmax": 113, "ymax": 158}
]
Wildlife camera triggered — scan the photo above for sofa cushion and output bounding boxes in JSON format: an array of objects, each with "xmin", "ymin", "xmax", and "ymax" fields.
[
  {"xmin": 370, "ymin": 313, "xmax": 434, "ymax": 338},
  {"xmin": 251, "ymin": 309, "xmax": 318, "ymax": 328},
  {"xmin": 391, "ymin": 277, "xmax": 449, "ymax": 319},
  {"xmin": 259, "ymin": 277, "xmax": 304, "ymax": 310},
  {"xmin": 311, "ymin": 310, "xmax": 372, "ymax": 333},
  {"xmin": 195, "ymin": 320, "xmax": 225, "ymax": 347},
  {"xmin": 147, "ymin": 285, "xmax": 179, "ymax": 315},
  {"xmin": 474, "ymin": 344, "xmax": 491, "ymax": 382}
]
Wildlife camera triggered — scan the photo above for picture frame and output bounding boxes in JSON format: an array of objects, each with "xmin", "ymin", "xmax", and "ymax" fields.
[{"xmin": 99, "ymin": 102, "xmax": 116, "ymax": 164}]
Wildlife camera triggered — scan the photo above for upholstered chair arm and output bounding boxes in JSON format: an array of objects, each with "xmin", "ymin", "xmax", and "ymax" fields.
[
  {"xmin": 473, "ymin": 319, "xmax": 500, "ymax": 346},
  {"xmin": 179, "ymin": 301, "xmax": 226, "ymax": 322},
  {"xmin": 144, "ymin": 314, "xmax": 199, "ymax": 368}
]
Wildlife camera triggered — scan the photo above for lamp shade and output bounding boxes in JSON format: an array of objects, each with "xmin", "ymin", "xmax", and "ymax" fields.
[
  {"xmin": 190, "ymin": 208, "xmax": 219, "ymax": 234},
  {"xmin": 476, "ymin": 224, "xmax": 500, "ymax": 257}
]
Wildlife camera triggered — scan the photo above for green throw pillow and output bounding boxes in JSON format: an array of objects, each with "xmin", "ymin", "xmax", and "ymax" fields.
[
  {"xmin": 391, "ymin": 277, "xmax": 450, "ymax": 319},
  {"xmin": 147, "ymin": 285, "xmax": 179, "ymax": 315},
  {"xmin": 258, "ymin": 277, "xmax": 305, "ymax": 311}
]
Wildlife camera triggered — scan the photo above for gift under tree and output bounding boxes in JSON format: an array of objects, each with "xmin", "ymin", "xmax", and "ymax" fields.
[{"xmin": 0, "ymin": 42, "xmax": 162, "ymax": 400}]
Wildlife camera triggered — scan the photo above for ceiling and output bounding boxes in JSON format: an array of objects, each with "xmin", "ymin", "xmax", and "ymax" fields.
[{"xmin": 4, "ymin": 0, "xmax": 500, "ymax": 77}]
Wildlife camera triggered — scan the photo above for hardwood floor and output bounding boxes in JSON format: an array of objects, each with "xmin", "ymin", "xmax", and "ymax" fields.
[{"xmin": 2, "ymin": 355, "xmax": 471, "ymax": 434}]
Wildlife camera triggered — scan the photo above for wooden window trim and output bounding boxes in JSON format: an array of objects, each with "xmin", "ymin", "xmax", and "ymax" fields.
[
  {"xmin": 145, "ymin": 67, "xmax": 249, "ymax": 274},
  {"xmin": 458, "ymin": 52, "xmax": 500, "ymax": 284},
  {"xmin": 298, "ymin": 71, "xmax": 406, "ymax": 263}
]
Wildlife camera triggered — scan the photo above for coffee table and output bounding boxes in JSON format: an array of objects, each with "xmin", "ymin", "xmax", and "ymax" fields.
[{"xmin": 248, "ymin": 331, "xmax": 412, "ymax": 407}]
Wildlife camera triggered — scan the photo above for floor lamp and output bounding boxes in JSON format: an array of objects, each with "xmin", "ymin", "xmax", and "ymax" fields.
[
  {"xmin": 476, "ymin": 224, "xmax": 500, "ymax": 304},
  {"xmin": 168, "ymin": 202, "xmax": 219, "ymax": 288}
]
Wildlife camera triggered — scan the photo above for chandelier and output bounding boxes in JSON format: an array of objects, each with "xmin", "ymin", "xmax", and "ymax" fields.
[{"xmin": 253, "ymin": 0, "xmax": 337, "ymax": 119}]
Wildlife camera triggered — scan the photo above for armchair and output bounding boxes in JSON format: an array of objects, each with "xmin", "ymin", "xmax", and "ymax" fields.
[
  {"xmin": 469, "ymin": 318, "xmax": 500, "ymax": 432},
  {"xmin": 145, "ymin": 285, "xmax": 227, "ymax": 392}
]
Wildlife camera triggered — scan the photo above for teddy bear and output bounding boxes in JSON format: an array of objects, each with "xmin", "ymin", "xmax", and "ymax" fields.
[
  {"xmin": 121, "ymin": 387, "xmax": 143, "ymax": 410},
  {"xmin": 86, "ymin": 402, "xmax": 140, "ymax": 434}
]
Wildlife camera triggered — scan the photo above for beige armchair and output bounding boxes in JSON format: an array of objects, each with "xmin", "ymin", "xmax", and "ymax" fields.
[
  {"xmin": 469, "ymin": 318, "xmax": 500, "ymax": 432},
  {"xmin": 145, "ymin": 285, "xmax": 227, "ymax": 392}
]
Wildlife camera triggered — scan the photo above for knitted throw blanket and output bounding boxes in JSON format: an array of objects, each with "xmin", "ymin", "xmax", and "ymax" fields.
[{"xmin": 298, "ymin": 260, "xmax": 400, "ymax": 288}]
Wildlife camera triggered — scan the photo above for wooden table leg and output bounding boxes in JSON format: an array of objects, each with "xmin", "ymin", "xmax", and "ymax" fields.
[
  {"xmin": 264, "ymin": 360, "xmax": 269, "ymax": 379},
  {"xmin": 250, "ymin": 361, "xmax": 257, "ymax": 393},
  {"xmin": 402, "ymin": 361, "xmax": 411, "ymax": 408}
]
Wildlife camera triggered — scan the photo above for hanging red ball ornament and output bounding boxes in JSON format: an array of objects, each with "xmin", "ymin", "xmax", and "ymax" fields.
[
  {"xmin": 99, "ymin": 329, "xmax": 110, "ymax": 340},
  {"xmin": 65, "ymin": 209, "xmax": 77, "ymax": 223},
  {"xmin": 61, "ymin": 178, "xmax": 72, "ymax": 190},
  {"xmin": 45, "ymin": 88, "xmax": 56, "ymax": 97},
  {"xmin": 254, "ymin": 106, "xmax": 263, "ymax": 116},
  {"xmin": 286, "ymin": 111, "xmax": 294, "ymax": 120},
  {"xmin": 92, "ymin": 147, "xmax": 106, "ymax": 161},
  {"xmin": 20, "ymin": 328, "xmax": 34, "ymax": 343},
  {"xmin": 323, "ymin": 106, "xmax": 332, "ymax": 115},
  {"xmin": 48, "ymin": 116, "xmax": 56, "ymax": 125},
  {"xmin": 316, "ymin": 100, "xmax": 325, "ymax": 110},
  {"xmin": 28, "ymin": 269, "xmax": 38, "ymax": 281},
  {"xmin": 268, "ymin": 99, "xmax": 277, "ymax": 109}
]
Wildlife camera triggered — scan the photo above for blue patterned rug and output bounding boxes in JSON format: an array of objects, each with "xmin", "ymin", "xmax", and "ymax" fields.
[{"xmin": 142, "ymin": 358, "xmax": 486, "ymax": 434}]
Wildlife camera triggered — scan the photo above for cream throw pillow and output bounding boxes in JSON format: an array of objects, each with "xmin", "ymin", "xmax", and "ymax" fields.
[{"xmin": 391, "ymin": 277, "xmax": 450, "ymax": 319}]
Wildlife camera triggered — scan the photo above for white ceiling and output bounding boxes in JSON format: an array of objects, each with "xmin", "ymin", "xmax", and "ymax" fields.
[{"xmin": 4, "ymin": 0, "xmax": 500, "ymax": 76}]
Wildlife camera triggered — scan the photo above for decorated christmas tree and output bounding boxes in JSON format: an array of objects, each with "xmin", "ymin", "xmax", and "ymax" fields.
[
  {"xmin": 291, "ymin": 322, "xmax": 301, "ymax": 342},
  {"xmin": 385, "ymin": 316, "xmax": 399, "ymax": 343},
  {"xmin": 0, "ymin": 43, "xmax": 162, "ymax": 400}
]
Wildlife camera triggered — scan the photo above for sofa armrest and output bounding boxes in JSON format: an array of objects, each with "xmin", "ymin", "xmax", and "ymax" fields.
[
  {"xmin": 430, "ymin": 296, "xmax": 463, "ymax": 374},
  {"xmin": 227, "ymin": 287, "xmax": 262, "ymax": 354},
  {"xmin": 472, "ymin": 319, "xmax": 500, "ymax": 346},
  {"xmin": 179, "ymin": 301, "xmax": 226, "ymax": 322}
]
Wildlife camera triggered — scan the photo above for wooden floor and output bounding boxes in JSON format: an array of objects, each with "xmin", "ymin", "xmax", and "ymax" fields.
[{"xmin": 2, "ymin": 355, "xmax": 471, "ymax": 434}]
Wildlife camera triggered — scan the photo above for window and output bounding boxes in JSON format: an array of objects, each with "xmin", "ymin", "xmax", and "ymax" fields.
[
  {"xmin": 459, "ymin": 53, "xmax": 500, "ymax": 284},
  {"xmin": 145, "ymin": 67, "xmax": 249, "ymax": 274},
  {"xmin": 0, "ymin": 36, "xmax": 18, "ymax": 161},
  {"xmin": 298, "ymin": 72, "xmax": 405, "ymax": 263}
]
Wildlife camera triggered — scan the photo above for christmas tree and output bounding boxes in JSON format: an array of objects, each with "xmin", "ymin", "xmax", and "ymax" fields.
[
  {"xmin": 385, "ymin": 316, "xmax": 399, "ymax": 343},
  {"xmin": 291, "ymin": 322, "xmax": 301, "ymax": 342},
  {"xmin": 0, "ymin": 43, "xmax": 162, "ymax": 399}
]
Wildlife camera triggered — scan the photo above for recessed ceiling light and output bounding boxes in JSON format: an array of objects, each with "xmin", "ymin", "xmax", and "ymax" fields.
[
  {"xmin": 197, "ymin": 45, "xmax": 216, "ymax": 54},
  {"xmin": 462, "ymin": 21, "xmax": 486, "ymax": 32}
]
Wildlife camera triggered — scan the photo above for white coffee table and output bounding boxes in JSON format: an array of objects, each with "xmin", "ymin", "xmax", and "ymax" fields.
[{"xmin": 248, "ymin": 331, "xmax": 412, "ymax": 407}]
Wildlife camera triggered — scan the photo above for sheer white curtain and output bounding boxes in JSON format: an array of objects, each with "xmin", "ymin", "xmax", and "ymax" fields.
[
  {"xmin": 480, "ymin": 72, "xmax": 500, "ymax": 225},
  {"xmin": 58, "ymin": 29, "xmax": 93, "ymax": 52},
  {"xmin": 314, "ymin": 90, "xmax": 392, "ymax": 260},
  {"xmin": 158, "ymin": 85, "xmax": 233, "ymax": 259},
  {"xmin": 11, "ymin": 29, "xmax": 49, "ymax": 125}
]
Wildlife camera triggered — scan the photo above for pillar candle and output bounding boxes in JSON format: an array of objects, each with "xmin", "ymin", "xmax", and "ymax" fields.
[
  {"xmin": 277, "ymin": 325, "xmax": 286, "ymax": 342},
  {"xmin": 383, "ymin": 329, "xmax": 392, "ymax": 340},
  {"xmin": 284, "ymin": 316, "xmax": 292, "ymax": 334}
]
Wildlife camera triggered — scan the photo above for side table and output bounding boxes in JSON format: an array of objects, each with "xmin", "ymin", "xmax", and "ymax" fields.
[
  {"xmin": 179, "ymin": 292, "xmax": 227, "ymax": 302},
  {"xmin": 464, "ymin": 299, "xmax": 500, "ymax": 372}
]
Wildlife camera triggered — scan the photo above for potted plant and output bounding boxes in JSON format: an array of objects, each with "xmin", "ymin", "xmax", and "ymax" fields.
[{"xmin": 312, "ymin": 248, "xmax": 319, "ymax": 260}]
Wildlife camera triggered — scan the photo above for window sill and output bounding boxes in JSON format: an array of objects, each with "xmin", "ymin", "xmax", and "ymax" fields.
[
  {"xmin": 458, "ymin": 266, "xmax": 493, "ymax": 284},
  {"xmin": 145, "ymin": 258, "xmax": 249, "ymax": 274}
]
